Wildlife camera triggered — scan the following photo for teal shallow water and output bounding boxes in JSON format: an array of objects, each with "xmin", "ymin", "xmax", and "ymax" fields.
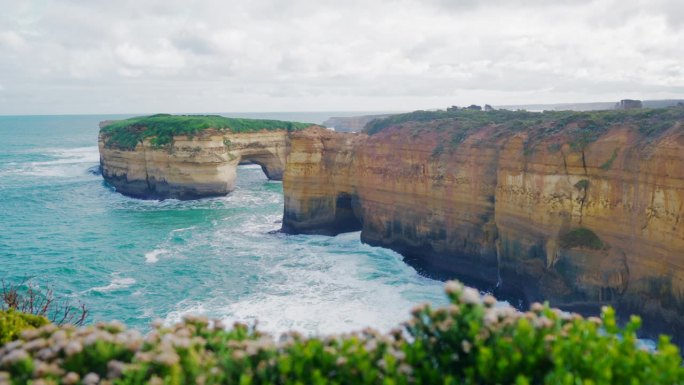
[{"xmin": 0, "ymin": 114, "xmax": 445, "ymax": 335}]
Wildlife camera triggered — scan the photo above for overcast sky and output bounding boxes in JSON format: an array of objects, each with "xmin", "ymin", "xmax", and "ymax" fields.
[{"xmin": 0, "ymin": 0, "xmax": 683, "ymax": 114}]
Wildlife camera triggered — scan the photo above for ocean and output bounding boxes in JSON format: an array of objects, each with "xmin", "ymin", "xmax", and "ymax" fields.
[{"xmin": 0, "ymin": 113, "xmax": 446, "ymax": 335}]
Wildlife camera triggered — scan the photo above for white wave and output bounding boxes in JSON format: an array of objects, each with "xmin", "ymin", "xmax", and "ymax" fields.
[
  {"xmin": 144, "ymin": 249, "xmax": 167, "ymax": 264},
  {"xmin": 221, "ymin": 214, "xmax": 281, "ymax": 235},
  {"xmin": 164, "ymin": 234, "xmax": 445, "ymax": 336},
  {"xmin": 41, "ymin": 146, "xmax": 100, "ymax": 163},
  {"xmin": 171, "ymin": 226, "xmax": 197, "ymax": 233},
  {"xmin": 143, "ymin": 226, "xmax": 199, "ymax": 264},
  {"xmin": 218, "ymin": 289, "xmax": 414, "ymax": 336},
  {"xmin": 88, "ymin": 276, "xmax": 136, "ymax": 293},
  {"xmin": 223, "ymin": 191, "xmax": 282, "ymax": 207},
  {"xmin": 238, "ymin": 164, "xmax": 262, "ymax": 170},
  {"xmin": 165, "ymin": 302, "xmax": 208, "ymax": 326},
  {"xmin": 5, "ymin": 146, "xmax": 100, "ymax": 178}
]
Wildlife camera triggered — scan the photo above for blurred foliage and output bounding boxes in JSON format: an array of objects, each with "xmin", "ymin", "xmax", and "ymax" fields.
[
  {"xmin": 1, "ymin": 279, "xmax": 88, "ymax": 329},
  {"xmin": 1, "ymin": 281, "xmax": 682, "ymax": 384},
  {"xmin": 0, "ymin": 309, "xmax": 49, "ymax": 345}
]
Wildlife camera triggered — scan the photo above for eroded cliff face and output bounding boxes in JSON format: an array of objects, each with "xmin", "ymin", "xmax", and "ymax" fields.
[
  {"xmin": 99, "ymin": 130, "xmax": 290, "ymax": 199},
  {"xmin": 282, "ymin": 118, "xmax": 684, "ymax": 341}
]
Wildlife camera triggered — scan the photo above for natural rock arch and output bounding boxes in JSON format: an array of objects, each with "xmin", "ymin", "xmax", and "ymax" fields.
[
  {"xmin": 236, "ymin": 148, "xmax": 286, "ymax": 180},
  {"xmin": 99, "ymin": 130, "xmax": 291, "ymax": 200}
]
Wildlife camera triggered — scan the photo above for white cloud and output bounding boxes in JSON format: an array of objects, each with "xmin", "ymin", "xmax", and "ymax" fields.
[
  {"xmin": 115, "ymin": 41, "xmax": 186, "ymax": 73},
  {"xmin": 0, "ymin": 30, "xmax": 25, "ymax": 49},
  {"xmin": 0, "ymin": 0, "xmax": 681, "ymax": 114}
]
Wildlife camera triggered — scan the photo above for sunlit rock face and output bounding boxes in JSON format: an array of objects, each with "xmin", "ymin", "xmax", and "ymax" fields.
[
  {"xmin": 282, "ymin": 120, "xmax": 684, "ymax": 343},
  {"xmin": 99, "ymin": 129, "xmax": 291, "ymax": 200}
]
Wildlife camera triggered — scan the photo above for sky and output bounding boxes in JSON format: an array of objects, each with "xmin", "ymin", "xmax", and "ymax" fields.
[{"xmin": 0, "ymin": 0, "xmax": 683, "ymax": 114}]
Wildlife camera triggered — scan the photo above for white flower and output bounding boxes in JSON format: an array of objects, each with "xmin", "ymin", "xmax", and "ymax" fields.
[
  {"xmin": 83, "ymin": 372, "xmax": 100, "ymax": 385},
  {"xmin": 36, "ymin": 347, "xmax": 56, "ymax": 361},
  {"xmin": 483, "ymin": 294, "xmax": 497, "ymax": 307},
  {"xmin": 22, "ymin": 338, "xmax": 47, "ymax": 351},
  {"xmin": 445, "ymin": 281, "xmax": 463, "ymax": 295},
  {"xmin": 155, "ymin": 351, "xmax": 180, "ymax": 366},
  {"xmin": 1, "ymin": 349, "xmax": 28, "ymax": 365},
  {"xmin": 107, "ymin": 360, "xmax": 126, "ymax": 379},
  {"xmin": 461, "ymin": 287, "xmax": 481, "ymax": 305},
  {"xmin": 62, "ymin": 372, "xmax": 80, "ymax": 385},
  {"xmin": 364, "ymin": 340, "xmax": 377, "ymax": 352},
  {"xmin": 64, "ymin": 341, "xmax": 83, "ymax": 356}
]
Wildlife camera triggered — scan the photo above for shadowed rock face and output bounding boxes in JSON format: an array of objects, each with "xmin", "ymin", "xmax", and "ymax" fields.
[
  {"xmin": 99, "ymin": 129, "xmax": 291, "ymax": 200},
  {"xmin": 282, "ymin": 121, "xmax": 684, "ymax": 344}
]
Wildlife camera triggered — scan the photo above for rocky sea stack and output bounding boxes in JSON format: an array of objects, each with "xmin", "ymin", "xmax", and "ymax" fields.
[{"xmin": 98, "ymin": 114, "xmax": 317, "ymax": 200}]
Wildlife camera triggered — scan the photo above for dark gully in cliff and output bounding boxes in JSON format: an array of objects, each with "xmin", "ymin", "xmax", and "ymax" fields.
[{"xmin": 281, "ymin": 107, "xmax": 684, "ymax": 345}]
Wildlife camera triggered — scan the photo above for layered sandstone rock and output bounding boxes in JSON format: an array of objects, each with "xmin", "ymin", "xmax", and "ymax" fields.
[
  {"xmin": 282, "ymin": 114, "xmax": 684, "ymax": 342},
  {"xmin": 99, "ymin": 130, "xmax": 291, "ymax": 199}
]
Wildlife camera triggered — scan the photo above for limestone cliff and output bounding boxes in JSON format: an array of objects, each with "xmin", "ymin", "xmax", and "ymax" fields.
[
  {"xmin": 282, "ymin": 108, "xmax": 684, "ymax": 342},
  {"xmin": 99, "ymin": 130, "xmax": 292, "ymax": 199}
]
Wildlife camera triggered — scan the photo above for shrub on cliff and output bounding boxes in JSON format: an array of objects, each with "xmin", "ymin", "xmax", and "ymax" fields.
[
  {"xmin": 0, "ymin": 310, "xmax": 49, "ymax": 345},
  {"xmin": 559, "ymin": 227, "xmax": 604, "ymax": 250},
  {"xmin": 2, "ymin": 282, "xmax": 682, "ymax": 384},
  {"xmin": 1, "ymin": 279, "xmax": 87, "ymax": 345},
  {"xmin": 1, "ymin": 279, "xmax": 88, "ymax": 329},
  {"xmin": 100, "ymin": 114, "xmax": 314, "ymax": 150}
]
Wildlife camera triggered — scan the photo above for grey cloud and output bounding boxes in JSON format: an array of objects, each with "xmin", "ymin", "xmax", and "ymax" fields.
[
  {"xmin": 172, "ymin": 31, "xmax": 220, "ymax": 56},
  {"xmin": 428, "ymin": 0, "xmax": 596, "ymax": 12},
  {"xmin": 0, "ymin": 0, "xmax": 681, "ymax": 114}
]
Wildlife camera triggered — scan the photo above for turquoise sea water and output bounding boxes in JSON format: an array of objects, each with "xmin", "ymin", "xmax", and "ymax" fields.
[{"xmin": 0, "ymin": 113, "xmax": 445, "ymax": 335}]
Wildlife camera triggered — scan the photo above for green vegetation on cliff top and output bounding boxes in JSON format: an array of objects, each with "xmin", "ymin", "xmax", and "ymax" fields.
[
  {"xmin": 2, "ymin": 282, "xmax": 683, "ymax": 384},
  {"xmin": 365, "ymin": 107, "xmax": 684, "ymax": 150},
  {"xmin": 100, "ymin": 114, "xmax": 314, "ymax": 150}
]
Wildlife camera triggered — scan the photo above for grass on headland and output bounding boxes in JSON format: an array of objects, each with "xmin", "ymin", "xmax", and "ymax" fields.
[
  {"xmin": 100, "ymin": 114, "xmax": 314, "ymax": 150},
  {"xmin": 364, "ymin": 107, "xmax": 684, "ymax": 152},
  {"xmin": 1, "ymin": 281, "xmax": 682, "ymax": 384}
]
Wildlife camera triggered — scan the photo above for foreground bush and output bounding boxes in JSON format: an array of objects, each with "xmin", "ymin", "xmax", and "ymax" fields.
[
  {"xmin": 0, "ymin": 310, "xmax": 49, "ymax": 345},
  {"xmin": 1, "ymin": 279, "xmax": 88, "ymax": 328},
  {"xmin": 1, "ymin": 282, "xmax": 682, "ymax": 384}
]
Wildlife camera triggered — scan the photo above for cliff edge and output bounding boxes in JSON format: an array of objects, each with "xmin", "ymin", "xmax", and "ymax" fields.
[{"xmin": 282, "ymin": 107, "xmax": 684, "ymax": 342}]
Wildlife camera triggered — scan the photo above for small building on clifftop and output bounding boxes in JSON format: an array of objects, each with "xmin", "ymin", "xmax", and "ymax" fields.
[{"xmin": 615, "ymin": 99, "xmax": 643, "ymax": 110}]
